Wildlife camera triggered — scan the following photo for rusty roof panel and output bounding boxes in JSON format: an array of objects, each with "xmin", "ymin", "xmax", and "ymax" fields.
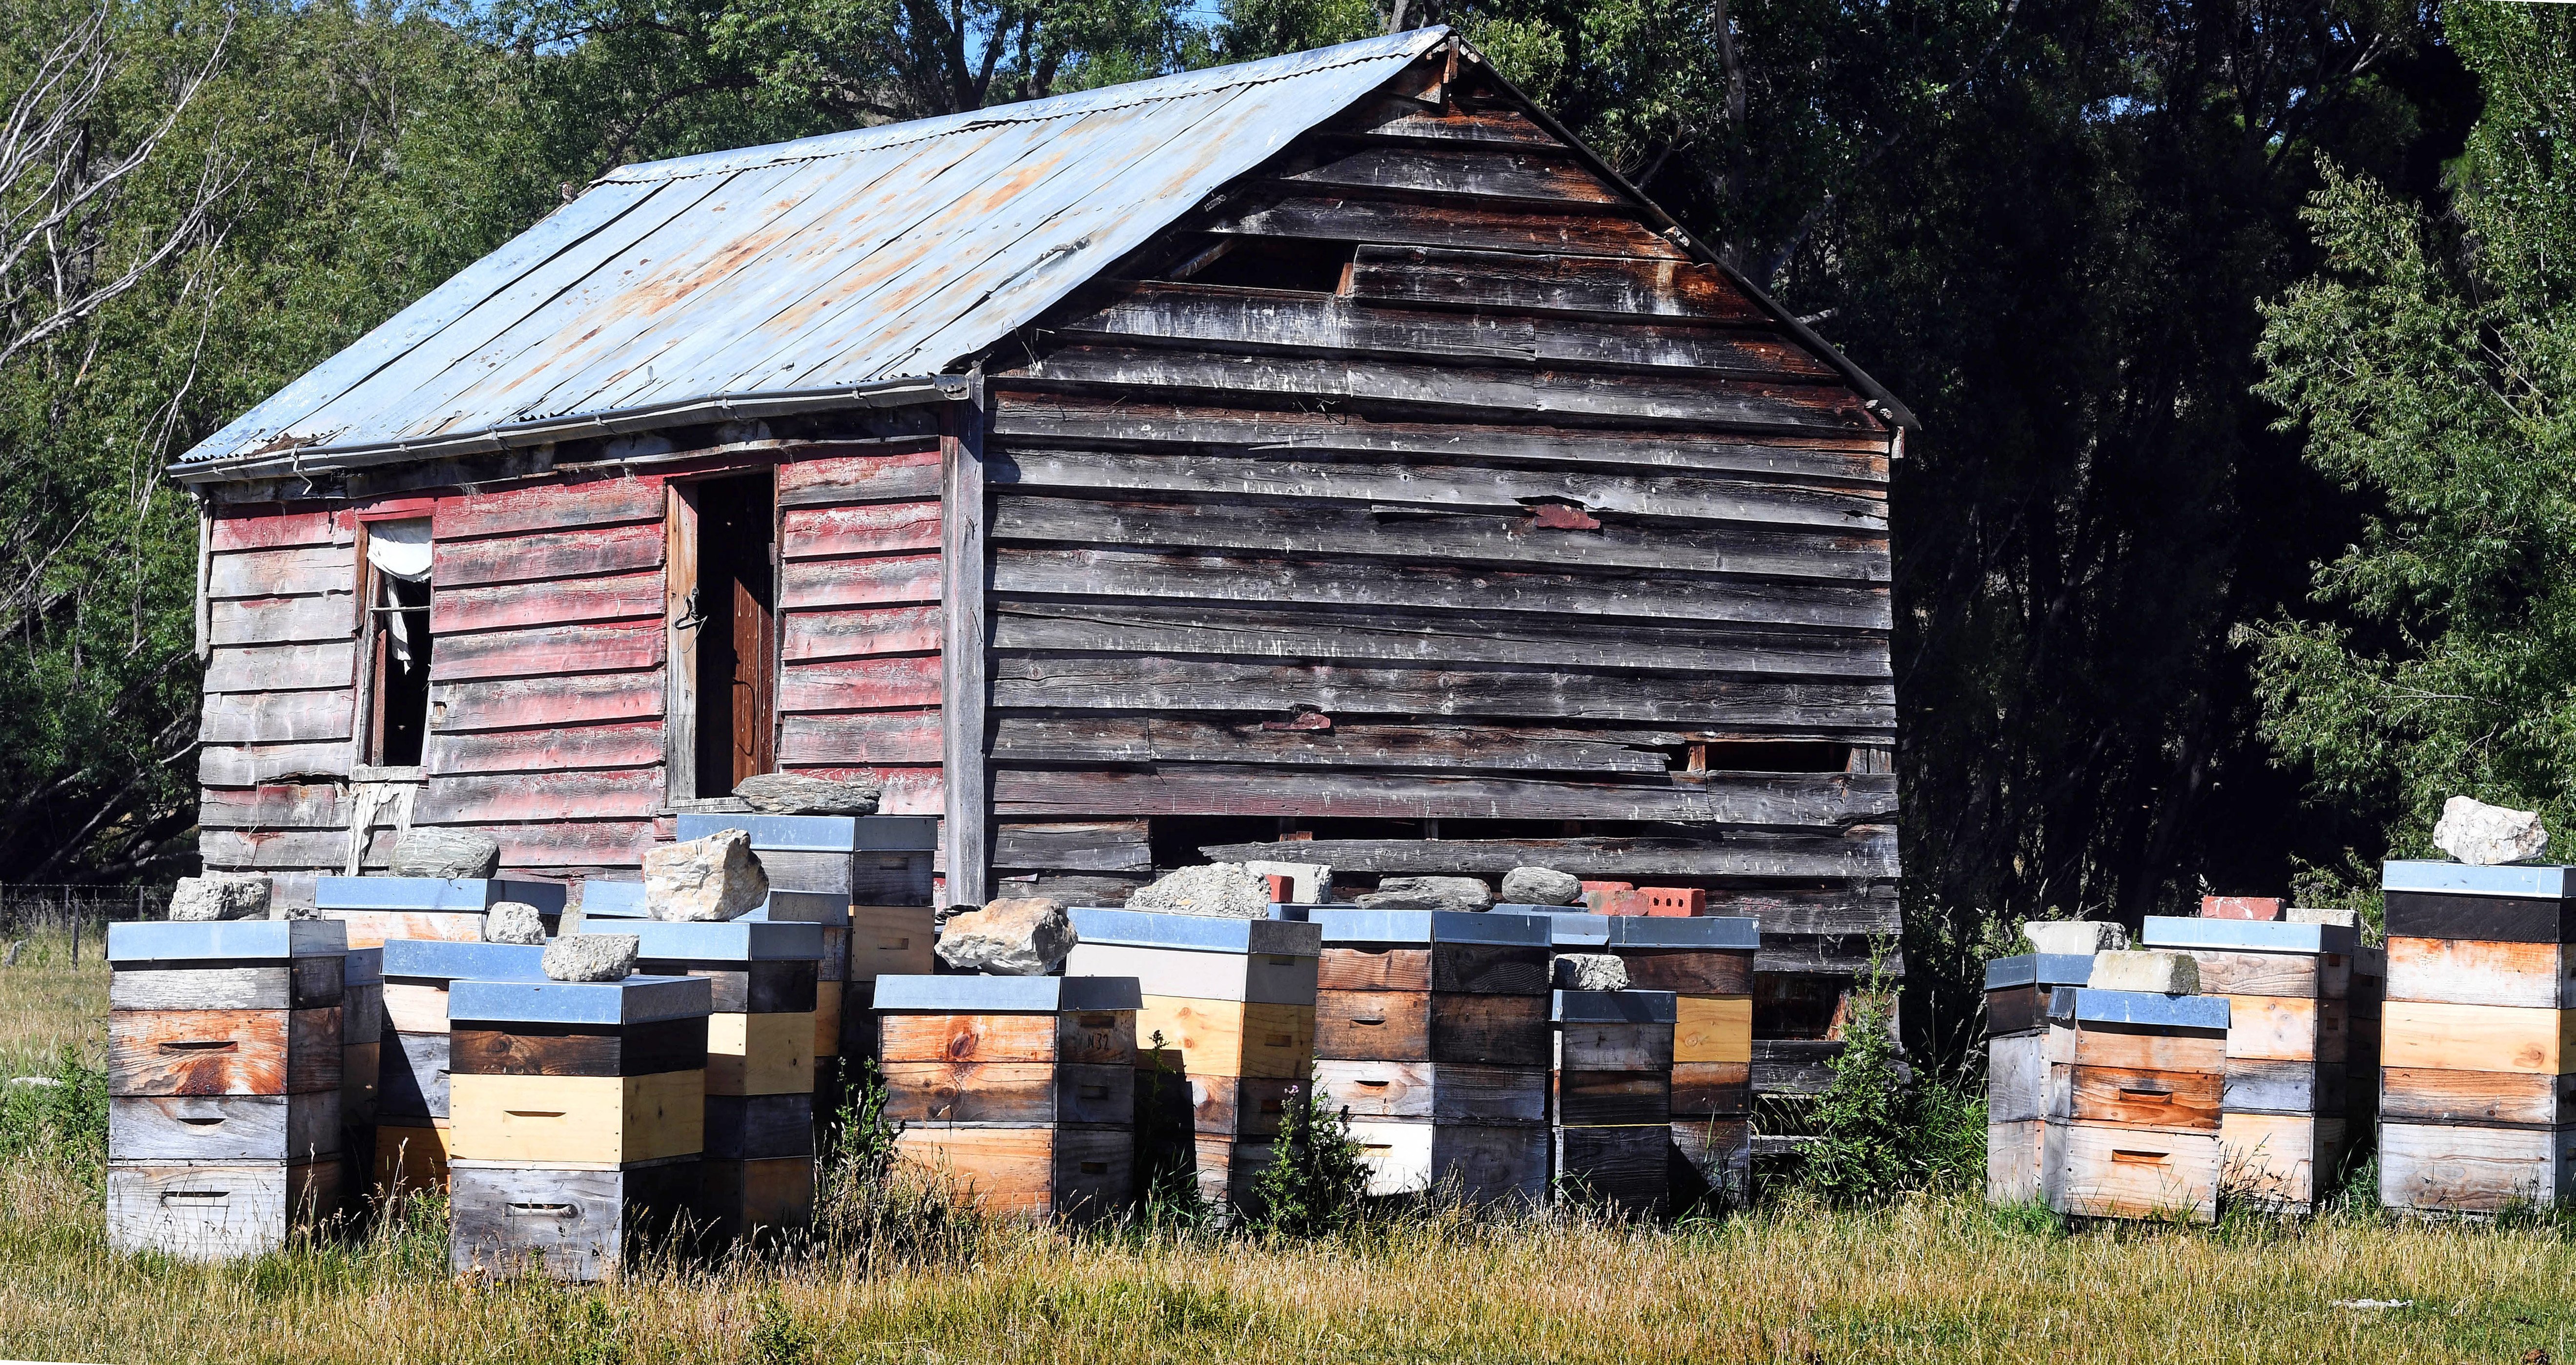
[{"xmin": 178, "ymin": 30, "xmax": 1449, "ymax": 469}]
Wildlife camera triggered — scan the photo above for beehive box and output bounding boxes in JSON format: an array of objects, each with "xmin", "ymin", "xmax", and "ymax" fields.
[
  {"xmin": 622, "ymin": 919, "xmax": 824, "ymax": 1239},
  {"xmin": 446, "ymin": 975, "xmax": 712, "ymax": 1281},
  {"xmin": 2142, "ymin": 916, "xmax": 2355, "ymax": 1210},
  {"xmin": 1527, "ymin": 909, "xmax": 1756, "ymax": 1204},
  {"xmin": 2043, "ymin": 987, "xmax": 2229, "ymax": 1223},
  {"xmin": 1065, "ymin": 908, "xmax": 1323, "ymax": 1209},
  {"xmin": 316, "ymin": 877, "xmax": 566, "ymax": 949},
  {"xmin": 1982, "ymin": 952, "xmax": 2094, "ymax": 1204},
  {"xmin": 875, "ymin": 975, "xmax": 1140, "ymax": 1221},
  {"xmin": 2379, "ymin": 861, "xmax": 2576, "ymax": 1212},
  {"xmin": 1312, "ymin": 909, "xmax": 1550, "ymax": 1204},
  {"xmin": 674, "ymin": 813, "xmax": 938, "ymax": 908},
  {"xmin": 1550, "ymin": 989, "xmax": 1675, "ymax": 1214},
  {"xmin": 105, "ymin": 920, "xmax": 349, "ymax": 1259},
  {"xmin": 374, "ymin": 940, "xmax": 549, "ymax": 1197}
]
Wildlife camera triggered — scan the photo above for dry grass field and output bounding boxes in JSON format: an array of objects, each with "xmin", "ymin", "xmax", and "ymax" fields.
[{"xmin": 5, "ymin": 933, "xmax": 2573, "ymax": 1365}]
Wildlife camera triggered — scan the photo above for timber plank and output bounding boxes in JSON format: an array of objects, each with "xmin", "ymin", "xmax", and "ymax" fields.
[
  {"xmin": 781, "ymin": 502, "xmax": 941, "ymax": 559},
  {"xmin": 425, "ymin": 722, "xmax": 666, "ymax": 775},
  {"xmin": 432, "ymin": 673, "xmax": 665, "ymax": 731},
  {"xmin": 209, "ymin": 595, "xmax": 356, "ymax": 647},
  {"xmin": 1344, "ymin": 243, "xmax": 1768, "ymax": 324},
  {"xmin": 991, "ymin": 600, "xmax": 1891, "ymax": 680},
  {"xmin": 201, "ymin": 828, "xmax": 390, "ymax": 873},
  {"xmin": 992, "ymin": 547, "xmax": 1892, "ymax": 631},
  {"xmin": 780, "ymin": 554, "xmax": 941, "ymax": 610},
  {"xmin": 431, "ymin": 476, "xmax": 664, "ymax": 539},
  {"xmin": 986, "ymin": 392, "xmax": 1887, "ymax": 486},
  {"xmin": 1208, "ymin": 191, "xmax": 1689, "ymax": 260},
  {"xmin": 1284, "ymin": 142, "xmax": 1623, "ymax": 205},
  {"xmin": 986, "ymin": 653, "xmax": 1893, "ymax": 729},
  {"xmin": 989, "ymin": 444, "xmax": 1882, "ymax": 530},
  {"xmin": 1329, "ymin": 97, "xmax": 1561, "ymax": 147},
  {"xmin": 200, "ymin": 691, "xmax": 352, "ymax": 745},
  {"xmin": 775, "ymin": 655, "xmax": 942, "ymax": 713},
  {"xmin": 776, "ymin": 711, "xmax": 941, "ymax": 766},
  {"xmin": 212, "ymin": 509, "xmax": 340, "ymax": 552},
  {"xmin": 2387, "ymin": 937, "xmax": 2576, "ymax": 1009},
  {"xmin": 433, "ymin": 522, "xmax": 660, "ymax": 589},
  {"xmin": 991, "ymin": 716, "xmax": 1673, "ymax": 775},
  {"xmin": 995, "ymin": 821, "xmax": 1151, "ymax": 873},
  {"xmin": 781, "ymin": 604, "xmax": 943, "ymax": 662},
  {"xmin": 991, "ymin": 765, "xmax": 1897, "ymax": 825},
  {"xmin": 413, "ymin": 768, "xmax": 663, "ymax": 824},
  {"xmin": 1051, "ymin": 285, "xmax": 1832, "ymax": 378},
  {"xmin": 2380, "ymin": 1002, "xmax": 2576, "ymax": 1074},
  {"xmin": 2380, "ymin": 1068, "xmax": 2576, "ymax": 1128},
  {"xmin": 1011, "ymin": 345, "xmax": 1878, "ymax": 434},
  {"xmin": 207, "ymin": 546, "xmax": 356, "ymax": 600},
  {"xmin": 774, "ymin": 444, "xmax": 943, "ymax": 508},
  {"xmin": 429, "ymin": 620, "xmax": 662, "ymax": 682},
  {"xmin": 434, "ymin": 572, "xmax": 661, "ymax": 635},
  {"xmin": 1616, "ymin": 950, "xmax": 1754, "ymax": 995},
  {"xmin": 989, "ymin": 493, "xmax": 1886, "ymax": 582},
  {"xmin": 202, "ymin": 642, "xmax": 354, "ymax": 694},
  {"xmin": 198, "ymin": 784, "xmax": 345, "ymax": 830}
]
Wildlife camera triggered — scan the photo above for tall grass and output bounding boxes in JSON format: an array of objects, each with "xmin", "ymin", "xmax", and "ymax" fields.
[{"xmin": 11, "ymin": 937, "xmax": 2576, "ymax": 1362}]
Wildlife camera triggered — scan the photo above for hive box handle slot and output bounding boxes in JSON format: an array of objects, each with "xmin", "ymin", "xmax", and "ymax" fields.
[{"xmin": 160, "ymin": 1040, "xmax": 237, "ymax": 1053}]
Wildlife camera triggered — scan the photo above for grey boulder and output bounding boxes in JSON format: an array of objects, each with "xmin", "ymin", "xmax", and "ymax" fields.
[
  {"xmin": 1356, "ymin": 875, "xmax": 1494, "ymax": 913},
  {"xmin": 483, "ymin": 902, "xmax": 548, "ymax": 945},
  {"xmin": 170, "ymin": 873, "xmax": 271, "ymax": 922},
  {"xmin": 1127, "ymin": 863, "xmax": 1273, "ymax": 919},
  {"xmin": 391, "ymin": 828, "xmax": 501, "ymax": 879},
  {"xmin": 1553, "ymin": 953, "xmax": 1631, "ymax": 992},
  {"xmin": 543, "ymin": 934, "xmax": 638, "ymax": 982},
  {"xmin": 1501, "ymin": 867, "xmax": 1583, "ymax": 907},
  {"xmin": 2432, "ymin": 795, "xmax": 2549, "ymax": 866},
  {"xmin": 936, "ymin": 897, "xmax": 1076, "ymax": 976},
  {"xmin": 733, "ymin": 772, "xmax": 882, "ymax": 816},
  {"xmin": 643, "ymin": 829, "xmax": 770, "ymax": 921}
]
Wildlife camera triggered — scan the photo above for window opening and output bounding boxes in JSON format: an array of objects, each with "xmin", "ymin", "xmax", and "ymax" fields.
[
  {"xmin": 363, "ymin": 518, "xmax": 433, "ymax": 767},
  {"xmin": 1158, "ymin": 235, "xmax": 1357, "ymax": 293}
]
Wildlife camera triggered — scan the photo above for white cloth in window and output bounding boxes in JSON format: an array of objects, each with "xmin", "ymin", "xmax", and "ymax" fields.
[{"xmin": 367, "ymin": 519, "xmax": 432, "ymax": 664}]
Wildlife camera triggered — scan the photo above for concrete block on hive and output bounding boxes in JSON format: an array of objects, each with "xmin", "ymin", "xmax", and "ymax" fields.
[
  {"xmin": 543, "ymin": 934, "xmax": 638, "ymax": 982},
  {"xmin": 1356, "ymin": 876, "xmax": 1494, "ymax": 913},
  {"xmin": 2023, "ymin": 919, "xmax": 2131, "ymax": 956},
  {"xmin": 2086, "ymin": 951, "xmax": 2200, "ymax": 995}
]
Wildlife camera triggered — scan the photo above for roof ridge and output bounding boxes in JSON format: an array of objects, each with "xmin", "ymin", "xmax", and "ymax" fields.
[{"xmin": 602, "ymin": 28, "xmax": 1448, "ymax": 186}]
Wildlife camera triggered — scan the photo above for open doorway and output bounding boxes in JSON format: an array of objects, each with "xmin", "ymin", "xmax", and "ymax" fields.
[{"xmin": 673, "ymin": 473, "xmax": 776, "ymax": 799}]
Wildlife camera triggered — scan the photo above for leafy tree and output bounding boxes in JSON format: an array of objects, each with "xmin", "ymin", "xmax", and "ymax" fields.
[{"xmin": 2245, "ymin": 4, "xmax": 2576, "ymax": 869}]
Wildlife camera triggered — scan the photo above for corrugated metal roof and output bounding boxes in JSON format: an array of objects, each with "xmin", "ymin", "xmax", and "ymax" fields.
[{"xmin": 178, "ymin": 30, "xmax": 1450, "ymax": 472}]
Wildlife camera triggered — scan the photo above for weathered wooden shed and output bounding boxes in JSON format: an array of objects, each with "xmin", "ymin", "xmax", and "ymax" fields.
[{"xmin": 177, "ymin": 28, "xmax": 1911, "ymax": 1096}]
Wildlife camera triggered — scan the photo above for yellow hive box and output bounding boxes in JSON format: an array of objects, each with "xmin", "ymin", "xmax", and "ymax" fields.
[{"xmin": 448, "ymin": 1071, "xmax": 705, "ymax": 1167}]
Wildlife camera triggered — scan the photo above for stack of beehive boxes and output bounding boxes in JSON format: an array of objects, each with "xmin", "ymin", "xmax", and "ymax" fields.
[
  {"xmin": 447, "ymin": 974, "xmax": 712, "ymax": 1280},
  {"xmin": 624, "ymin": 920, "xmax": 822, "ymax": 1239},
  {"xmin": 2379, "ymin": 861, "xmax": 2576, "ymax": 1212},
  {"xmin": 671, "ymin": 813, "xmax": 940, "ymax": 1070},
  {"xmin": 1981, "ymin": 951, "xmax": 2094, "ymax": 1203},
  {"xmin": 2142, "ymin": 913, "xmax": 2354, "ymax": 1210},
  {"xmin": 586, "ymin": 883, "xmax": 862, "ymax": 1108},
  {"xmin": 105, "ymin": 920, "xmax": 347, "ymax": 1258},
  {"xmin": 341, "ymin": 946, "xmax": 383, "ymax": 1190},
  {"xmin": 1311, "ymin": 910, "xmax": 1551, "ymax": 1203},
  {"xmin": 375, "ymin": 940, "xmax": 549, "ymax": 1197},
  {"xmin": 1064, "ymin": 907, "xmax": 1323, "ymax": 1208},
  {"xmin": 317, "ymin": 876, "xmax": 565, "ymax": 947},
  {"xmin": 874, "ymin": 976, "xmax": 1140, "ymax": 1220},
  {"xmin": 1549, "ymin": 989, "xmax": 1675, "ymax": 1212},
  {"xmin": 2043, "ymin": 986, "xmax": 2230, "ymax": 1221},
  {"xmin": 1511, "ymin": 908, "xmax": 1758, "ymax": 1202}
]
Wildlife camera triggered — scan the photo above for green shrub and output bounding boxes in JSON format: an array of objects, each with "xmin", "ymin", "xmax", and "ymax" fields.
[
  {"xmin": 1247, "ymin": 1079, "xmax": 1370, "ymax": 1236},
  {"xmin": 1791, "ymin": 944, "xmax": 1984, "ymax": 1204}
]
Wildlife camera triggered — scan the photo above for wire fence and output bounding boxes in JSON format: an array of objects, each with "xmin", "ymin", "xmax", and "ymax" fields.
[{"xmin": 0, "ymin": 884, "xmax": 171, "ymax": 961}]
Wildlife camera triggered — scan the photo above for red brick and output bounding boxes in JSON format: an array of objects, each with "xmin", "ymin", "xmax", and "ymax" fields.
[
  {"xmin": 1641, "ymin": 887, "xmax": 1706, "ymax": 917},
  {"xmin": 1591, "ymin": 889, "xmax": 1652, "ymax": 916},
  {"xmin": 2200, "ymin": 896, "xmax": 2283, "ymax": 921}
]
